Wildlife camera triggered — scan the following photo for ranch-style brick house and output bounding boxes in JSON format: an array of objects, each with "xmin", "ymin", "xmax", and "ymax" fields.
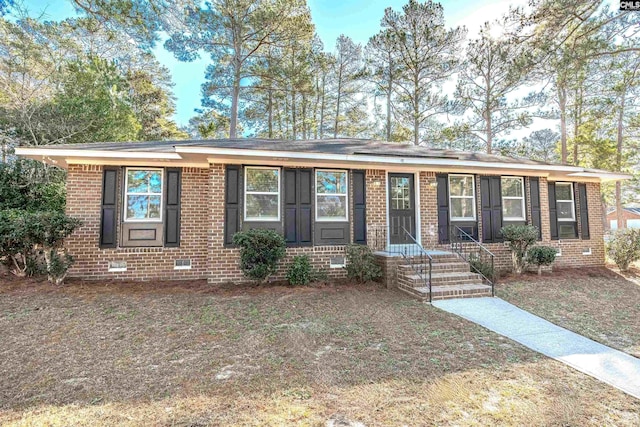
[{"xmin": 16, "ymin": 139, "xmax": 629, "ymax": 300}]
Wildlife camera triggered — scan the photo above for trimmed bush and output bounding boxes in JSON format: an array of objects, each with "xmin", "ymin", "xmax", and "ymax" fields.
[
  {"xmin": 469, "ymin": 252, "xmax": 495, "ymax": 280},
  {"xmin": 0, "ymin": 210, "xmax": 81, "ymax": 284},
  {"xmin": 233, "ymin": 228, "xmax": 286, "ymax": 283},
  {"xmin": 286, "ymin": 255, "xmax": 314, "ymax": 286},
  {"xmin": 607, "ymin": 228, "xmax": 640, "ymax": 271},
  {"xmin": 527, "ymin": 246, "xmax": 557, "ymax": 275},
  {"xmin": 501, "ymin": 224, "xmax": 539, "ymax": 275},
  {"xmin": 345, "ymin": 244, "xmax": 382, "ymax": 283}
]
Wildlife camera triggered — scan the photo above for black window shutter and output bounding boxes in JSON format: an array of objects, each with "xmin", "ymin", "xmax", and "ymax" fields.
[
  {"xmin": 530, "ymin": 177, "xmax": 542, "ymax": 240},
  {"xmin": 548, "ymin": 182, "xmax": 559, "ymax": 240},
  {"xmin": 284, "ymin": 168, "xmax": 313, "ymax": 246},
  {"xmin": 353, "ymin": 170, "xmax": 367, "ymax": 244},
  {"xmin": 100, "ymin": 167, "xmax": 118, "ymax": 248},
  {"xmin": 436, "ymin": 174, "xmax": 450, "ymax": 243},
  {"xmin": 224, "ymin": 165, "xmax": 242, "ymax": 245},
  {"xmin": 578, "ymin": 183, "xmax": 590, "ymax": 240},
  {"xmin": 164, "ymin": 167, "xmax": 182, "ymax": 247},
  {"xmin": 480, "ymin": 176, "xmax": 503, "ymax": 243}
]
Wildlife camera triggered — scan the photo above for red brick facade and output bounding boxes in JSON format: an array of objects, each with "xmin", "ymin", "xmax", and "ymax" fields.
[
  {"xmin": 65, "ymin": 163, "xmax": 605, "ymax": 283},
  {"xmin": 605, "ymin": 209, "xmax": 640, "ymax": 230}
]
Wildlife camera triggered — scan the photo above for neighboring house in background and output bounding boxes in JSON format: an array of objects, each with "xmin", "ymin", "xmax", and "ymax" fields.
[
  {"xmin": 606, "ymin": 207, "xmax": 640, "ymax": 231},
  {"xmin": 16, "ymin": 139, "xmax": 629, "ymax": 299}
]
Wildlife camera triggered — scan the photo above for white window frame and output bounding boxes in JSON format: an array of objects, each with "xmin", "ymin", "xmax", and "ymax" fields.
[
  {"xmin": 555, "ymin": 182, "xmax": 575, "ymax": 222},
  {"xmin": 501, "ymin": 176, "xmax": 526, "ymax": 221},
  {"xmin": 123, "ymin": 167, "xmax": 164, "ymax": 222},
  {"xmin": 448, "ymin": 174, "xmax": 476, "ymax": 221},
  {"xmin": 315, "ymin": 169, "xmax": 349, "ymax": 222},
  {"xmin": 244, "ymin": 166, "xmax": 281, "ymax": 222}
]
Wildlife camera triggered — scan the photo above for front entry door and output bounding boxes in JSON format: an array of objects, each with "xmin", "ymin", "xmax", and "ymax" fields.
[{"xmin": 389, "ymin": 173, "xmax": 416, "ymax": 244}]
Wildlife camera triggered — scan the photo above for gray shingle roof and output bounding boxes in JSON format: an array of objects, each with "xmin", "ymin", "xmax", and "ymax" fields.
[{"xmin": 41, "ymin": 137, "xmax": 555, "ymax": 166}]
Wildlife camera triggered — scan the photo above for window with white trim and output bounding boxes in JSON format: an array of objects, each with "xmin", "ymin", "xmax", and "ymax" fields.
[
  {"xmin": 124, "ymin": 168, "xmax": 163, "ymax": 221},
  {"xmin": 501, "ymin": 177, "xmax": 526, "ymax": 221},
  {"xmin": 316, "ymin": 169, "xmax": 348, "ymax": 221},
  {"xmin": 555, "ymin": 182, "xmax": 575, "ymax": 221},
  {"xmin": 244, "ymin": 167, "xmax": 280, "ymax": 221},
  {"xmin": 449, "ymin": 174, "xmax": 476, "ymax": 220}
]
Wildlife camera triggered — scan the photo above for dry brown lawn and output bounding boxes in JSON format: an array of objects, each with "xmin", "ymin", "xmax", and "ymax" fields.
[
  {"xmin": 497, "ymin": 267, "xmax": 640, "ymax": 358},
  {"xmin": 1, "ymin": 270, "xmax": 639, "ymax": 426}
]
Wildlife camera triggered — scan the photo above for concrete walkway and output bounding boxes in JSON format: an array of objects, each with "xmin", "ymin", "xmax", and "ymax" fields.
[{"xmin": 433, "ymin": 297, "xmax": 640, "ymax": 400}]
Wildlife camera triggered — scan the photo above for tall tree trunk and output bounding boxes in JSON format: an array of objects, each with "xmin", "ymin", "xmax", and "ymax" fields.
[
  {"xmin": 267, "ymin": 88, "xmax": 273, "ymax": 139},
  {"xmin": 413, "ymin": 72, "xmax": 419, "ymax": 146},
  {"xmin": 616, "ymin": 95, "xmax": 626, "ymax": 229},
  {"xmin": 334, "ymin": 78, "xmax": 342, "ymax": 138},
  {"xmin": 558, "ymin": 82, "xmax": 568, "ymax": 164},
  {"xmin": 230, "ymin": 62, "xmax": 241, "ymax": 139},
  {"xmin": 302, "ymin": 94, "xmax": 307, "ymax": 140},
  {"xmin": 485, "ymin": 110, "xmax": 492, "ymax": 154},
  {"xmin": 319, "ymin": 75, "xmax": 326, "ymax": 139},
  {"xmin": 386, "ymin": 55, "xmax": 393, "ymax": 142},
  {"xmin": 291, "ymin": 90, "xmax": 297, "ymax": 140}
]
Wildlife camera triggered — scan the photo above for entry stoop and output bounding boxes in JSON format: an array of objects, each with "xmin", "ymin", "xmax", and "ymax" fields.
[{"xmin": 395, "ymin": 252, "xmax": 492, "ymax": 302}]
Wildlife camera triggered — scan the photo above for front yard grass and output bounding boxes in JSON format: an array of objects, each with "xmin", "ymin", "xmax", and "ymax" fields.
[
  {"xmin": 497, "ymin": 267, "xmax": 640, "ymax": 358},
  {"xmin": 1, "ymin": 273, "xmax": 639, "ymax": 426}
]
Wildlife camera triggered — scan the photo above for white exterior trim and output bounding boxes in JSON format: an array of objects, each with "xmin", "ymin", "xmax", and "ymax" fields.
[
  {"xmin": 501, "ymin": 176, "xmax": 526, "ymax": 221},
  {"xmin": 243, "ymin": 166, "xmax": 281, "ymax": 222},
  {"xmin": 123, "ymin": 167, "xmax": 164, "ymax": 222},
  {"xmin": 14, "ymin": 145, "xmax": 631, "ymax": 182},
  {"xmin": 315, "ymin": 169, "xmax": 349, "ymax": 222},
  {"xmin": 448, "ymin": 174, "xmax": 476, "ymax": 221}
]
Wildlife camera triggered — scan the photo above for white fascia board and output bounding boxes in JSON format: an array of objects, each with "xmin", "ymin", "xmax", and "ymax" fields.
[
  {"xmin": 14, "ymin": 147, "xmax": 182, "ymax": 160},
  {"xmin": 177, "ymin": 145, "xmax": 606, "ymax": 175},
  {"xmin": 566, "ymin": 171, "xmax": 632, "ymax": 181}
]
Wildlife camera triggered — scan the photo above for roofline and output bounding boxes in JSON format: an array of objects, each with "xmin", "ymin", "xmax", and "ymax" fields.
[{"xmin": 14, "ymin": 145, "xmax": 631, "ymax": 182}]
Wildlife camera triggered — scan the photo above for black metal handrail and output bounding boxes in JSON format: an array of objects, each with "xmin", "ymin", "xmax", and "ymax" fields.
[
  {"xmin": 396, "ymin": 227, "xmax": 433, "ymax": 303},
  {"xmin": 449, "ymin": 225, "xmax": 495, "ymax": 296}
]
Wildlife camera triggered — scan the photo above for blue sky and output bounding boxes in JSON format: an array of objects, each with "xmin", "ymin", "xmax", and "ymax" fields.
[{"xmin": 24, "ymin": 0, "xmax": 518, "ymax": 127}]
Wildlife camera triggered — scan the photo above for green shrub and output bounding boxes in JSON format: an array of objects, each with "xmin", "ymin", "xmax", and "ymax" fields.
[
  {"xmin": 0, "ymin": 209, "xmax": 81, "ymax": 283},
  {"xmin": 501, "ymin": 224, "xmax": 539, "ymax": 275},
  {"xmin": 286, "ymin": 255, "xmax": 314, "ymax": 286},
  {"xmin": 0, "ymin": 209, "xmax": 35, "ymax": 276},
  {"xmin": 233, "ymin": 228, "xmax": 286, "ymax": 283},
  {"xmin": 469, "ymin": 252, "xmax": 495, "ymax": 280},
  {"xmin": 345, "ymin": 244, "xmax": 382, "ymax": 283},
  {"xmin": 607, "ymin": 228, "xmax": 640, "ymax": 271},
  {"xmin": 527, "ymin": 246, "xmax": 557, "ymax": 275}
]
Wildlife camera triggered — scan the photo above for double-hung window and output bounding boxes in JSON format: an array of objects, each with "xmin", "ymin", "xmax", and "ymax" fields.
[
  {"xmin": 316, "ymin": 170, "xmax": 348, "ymax": 221},
  {"xmin": 124, "ymin": 168, "xmax": 163, "ymax": 221},
  {"xmin": 244, "ymin": 167, "xmax": 280, "ymax": 221},
  {"xmin": 501, "ymin": 177, "xmax": 526, "ymax": 221},
  {"xmin": 556, "ymin": 182, "xmax": 575, "ymax": 221},
  {"xmin": 449, "ymin": 174, "xmax": 476, "ymax": 220}
]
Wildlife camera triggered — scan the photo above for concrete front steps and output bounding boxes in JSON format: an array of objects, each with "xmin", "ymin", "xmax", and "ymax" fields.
[{"xmin": 396, "ymin": 252, "xmax": 492, "ymax": 301}]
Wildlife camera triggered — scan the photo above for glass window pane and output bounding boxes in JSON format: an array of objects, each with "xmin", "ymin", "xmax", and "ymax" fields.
[
  {"xmin": 317, "ymin": 171, "xmax": 347, "ymax": 194},
  {"xmin": 503, "ymin": 199, "xmax": 524, "ymax": 218},
  {"xmin": 317, "ymin": 195, "xmax": 347, "ymax": 219},
  {"xmin": 501, "ymin": 178, "xmax": 523, "ymax": 197},
  {"xmin": 127, "ymin": 195, "xmax": 149, "ymax": 219},
  {"xmin": 127, "ymin": 170, "xmax": 149, "ymax": 193},
  {"xmin": 148, "ymin": 195, "xmax": 161, "ymax": 219},
  {"xmin": 246, "ymin": 168, "xmax": 278, "ymax": 192},
  {"xmin": 449, "ymin": 176, "xmax": 473, "ymax": 197},
  {"xmin": 555, "ymin": 184, "xmax": 572, "ymax": 201},
  {"xmin": 391, "ymin": 177, "xmax": 411, "ymax": 210},
  {"xmin": 149, "ymin": 171, "xmax": 162, "ymax": 193},
  {"xmin": 246, "ymin": 194, "xmax": 279, "ymax": 219},
  {"xmin": 557, "ymin": 201, "xmax": 574, "ymax": 219},
  {"xmin": 451, "ymin": 198, "xmax": 474, "ymax": 219}
]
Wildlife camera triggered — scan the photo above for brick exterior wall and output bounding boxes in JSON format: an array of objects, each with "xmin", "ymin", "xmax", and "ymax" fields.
[
  {"xmin": 65, "ymin": 163, "xmax": 606, "ymax": 283},
  {"xmin": 66, "ymin": 164, "xmax": 210, "ymax": 280},
  {"xmin": 430, "ymin": 176, "xmax": 605, "ymax": 271}
]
